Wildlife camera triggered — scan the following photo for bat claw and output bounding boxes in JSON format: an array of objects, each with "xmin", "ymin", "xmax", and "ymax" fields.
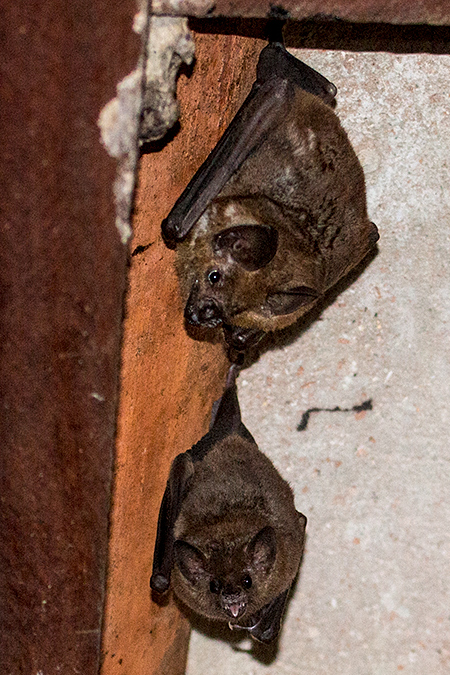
[
  {"xmin": 150, "ymin": 572, "xmax": 170, "ymax": 594},
  {"xmin": 161, "ymin": 217, "xmax": 178, "ymax": 249}
]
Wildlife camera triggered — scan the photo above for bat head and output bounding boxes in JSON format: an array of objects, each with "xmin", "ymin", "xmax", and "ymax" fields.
[
  {"xmin": 173, "ymin": 525, "xmax": 278, "ymax": 623},
  {"xmin": 183, "ymin": 222, "xmax": 279, "ymax": 328},
  {"xmin": 177, "ymin": 198, "xmax": 323, "ymax": 345}
]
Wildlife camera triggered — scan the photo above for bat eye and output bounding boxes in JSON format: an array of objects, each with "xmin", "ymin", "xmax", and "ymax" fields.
[
  {"xmin": 208, "ymin": 270, "xmax": 221, "ymax": 285},
  {"xmin": 209, "ymin": 578, "xmax": 221, "ymax": 594},
  {"xmin": 242, "ymin": 575, "xmax": 252, "ymax": 589}
]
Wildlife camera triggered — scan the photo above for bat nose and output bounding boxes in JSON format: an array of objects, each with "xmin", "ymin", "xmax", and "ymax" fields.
[{"xmin": 185, "ymin": 297, "xmax": 223, "ymax": 328}]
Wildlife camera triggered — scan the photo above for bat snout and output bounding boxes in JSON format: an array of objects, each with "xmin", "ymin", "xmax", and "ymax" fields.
[{"xmin": 184, "ymin": 295, "xmax": 223, "ymax": 328}]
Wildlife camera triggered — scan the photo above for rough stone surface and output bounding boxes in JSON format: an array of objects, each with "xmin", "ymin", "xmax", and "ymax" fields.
[{"xmin": 186, "ymin": 47, "xmax": 450, "ymax": 675}]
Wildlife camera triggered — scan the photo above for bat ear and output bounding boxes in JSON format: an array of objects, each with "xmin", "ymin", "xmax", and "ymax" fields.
[
  {"xmin": 174, "ymin": 541, "xmax": 207, "ymax": 584},
  {"xmin": 266, "ymin": 286, "xmax": 319, "ymax": 316},
  {"xmin": 213, "ymin": 225, "xmax": 278, "ymax": 271},
  {"xmin": 248, "ymin": 526, "xmax": 277, "ymax": 574}
]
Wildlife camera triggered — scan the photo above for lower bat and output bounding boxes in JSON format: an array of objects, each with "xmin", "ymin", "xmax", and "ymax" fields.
[{"xmin": 150, "ymin": 366, "xmax": 307, "ymax": 643}]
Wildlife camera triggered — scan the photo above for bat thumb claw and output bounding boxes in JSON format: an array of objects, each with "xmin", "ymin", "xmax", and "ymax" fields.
[
  {"xmin": 150, "ymin": 572, "xmax": 170, "ymax": 594},
  {"xmin": 161, "ymin": 217, "xmax": 178, "ymax": 249}
]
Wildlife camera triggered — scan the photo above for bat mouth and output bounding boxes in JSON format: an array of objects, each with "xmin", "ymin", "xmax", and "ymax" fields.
[
  {"xmin": 220, "ymin": 592, "xmax": 247, "ymax": 620},
  {"xmin": 223, "ymin": 601, "xmax": 247, "ymax": 620},
  {"xmin": 184, "ymin": 297, "xmax": 223, "ymax": 328}
]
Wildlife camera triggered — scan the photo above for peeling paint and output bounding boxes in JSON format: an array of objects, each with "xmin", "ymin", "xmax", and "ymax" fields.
[
  {"xmin": 98, "ymin": 14, "xmax": 147, "ymax": 244},
  {"xmin": 98, "ymin": 11, "xmax": 194, "ymax": 244},
  {"xmin": 140, "ymin": 16, "xmax": 195, "ymax": 143},
  {"xmin": 98, "ymin": 70, "xmax": 143, "ymax": 161}
]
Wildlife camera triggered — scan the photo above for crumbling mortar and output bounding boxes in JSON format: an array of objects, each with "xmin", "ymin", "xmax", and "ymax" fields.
[{"xmin": 98, "ymin": 5, "xmax": 195, "ymax": 244}]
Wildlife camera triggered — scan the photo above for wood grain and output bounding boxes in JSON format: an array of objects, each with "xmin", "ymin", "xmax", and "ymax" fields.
[
  {"xmin": 100, "ymin": 32, "xmax": 263, "ymax": 675},
  {"xmin": 0, "ymin": 1, "xmax": 140, "ymax": 672}
]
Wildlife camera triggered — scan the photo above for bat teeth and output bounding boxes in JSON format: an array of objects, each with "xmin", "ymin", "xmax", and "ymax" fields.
[
  {"xmin": 228, "ymin": 602, "xmax": 246, "ymax": 618},
  {"xmin": 221, "ymin": 592, "xmax": 247, "ymax": 619}
]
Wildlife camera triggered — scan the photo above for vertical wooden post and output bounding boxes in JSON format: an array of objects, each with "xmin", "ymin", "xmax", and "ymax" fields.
[
  {"xmin": 100, "ymin": 31, "xmax": 263, "ymax": 675},
  {"xmin": 1, "ymin": 8, "xmax": 264, "ymax": 673},
  {"xmin": 0, "ymin": 1, "xmax": 140, "ymax": 673}
]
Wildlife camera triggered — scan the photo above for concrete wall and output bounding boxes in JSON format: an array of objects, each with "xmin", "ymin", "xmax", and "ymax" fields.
[{"xmin": 186, "ymin": 41, "xmax": 450, "ymax": 675}]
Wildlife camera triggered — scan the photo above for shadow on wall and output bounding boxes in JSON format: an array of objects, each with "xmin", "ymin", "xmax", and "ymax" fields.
[{"xmin": 190, "ymin": 17, "xmax": 450, "ymax": 54}]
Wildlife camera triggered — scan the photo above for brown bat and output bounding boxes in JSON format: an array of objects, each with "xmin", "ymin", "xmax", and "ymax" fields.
[
  {"xmin": 150, "ymin": 366, "xmax": 306, "ymax": 643},
  {"xmin": 162, "ymin": 27, "xmax": 379, "ymax": 352}
]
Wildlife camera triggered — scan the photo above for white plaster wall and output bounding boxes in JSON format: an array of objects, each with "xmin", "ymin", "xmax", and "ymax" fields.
[{"xmin": 187, "ymin": 48, "xmax": 450, "ymax": 675}]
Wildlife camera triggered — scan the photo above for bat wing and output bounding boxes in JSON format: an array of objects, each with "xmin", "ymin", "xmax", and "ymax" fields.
[
  {"xmin": 162, "ymin": 77, "xmax": 290, "ymax": 244},
  {"xmin": 151, "ymin": 366, "xmax": 251, "ymax": 590},
  {"xmin": 161, "ymin": 42, "xmax": 336, "ymax": 245},
  {"xmin": 150, "ymin": 452, "xmax": 194, "ymax": 593}
]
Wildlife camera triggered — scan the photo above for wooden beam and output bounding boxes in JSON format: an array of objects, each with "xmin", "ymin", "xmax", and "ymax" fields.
[
  {"xmin": 0, "ymin": 1, "xmax": 140, "ymax": 672},
  {"xmin": 99, "ymin": 31, "xmax": 262, "ymax": 675}
]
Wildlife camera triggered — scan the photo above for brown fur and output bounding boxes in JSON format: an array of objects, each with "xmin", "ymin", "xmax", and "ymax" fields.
[
  {"xmin": 172, "ymin": 434, "xmax": 305, "ymax": 623},
  {"xmin": 176, "ymin": 87, "xmax": 377, "ymax": 335}
]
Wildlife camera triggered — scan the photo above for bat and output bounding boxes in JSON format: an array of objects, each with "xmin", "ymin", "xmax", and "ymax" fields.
[
  {"xmin": 150, "ymin": 365, "xmax": 307, "ymax": 643},
  {"xmin": 161, "ymin": 26, "xmax": 379, "ymax": 353}
]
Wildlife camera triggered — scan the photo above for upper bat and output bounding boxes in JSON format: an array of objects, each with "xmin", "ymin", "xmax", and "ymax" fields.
[
  {"xmin": 162, "ymin": 33, "xmax": 379, "ymax": 352},
  {"xmin": 151, "ymin": 366, "xmax": 307, "ymax": 643}
]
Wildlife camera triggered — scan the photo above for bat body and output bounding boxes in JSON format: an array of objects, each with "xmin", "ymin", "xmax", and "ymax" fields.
[
  {"xmin": 162, "ymin": 35, "xmax": 379, "ymax": 351},
  {"xmin": 151, "ymin": 367, "xmax": 306, "ymax": 643}
]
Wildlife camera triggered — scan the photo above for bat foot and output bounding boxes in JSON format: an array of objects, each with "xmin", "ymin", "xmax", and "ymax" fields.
[
  {"xmin": 248, "ymin": 622, "xmax": 280, "ymax": 644},
  {"xmin": 227, "ymin": 347, "xmax": 245, "ymax": 366},
  {"xmin": 223, "ymin": 324, "xmax": 265, "ymax": 352},
  {"xmin": 265, "ymin": 16, "xmax": 287, "ymax": 44},
  {"xmin": 228, "ymin": 617, "xmax": 279, "ymax": 644}
]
